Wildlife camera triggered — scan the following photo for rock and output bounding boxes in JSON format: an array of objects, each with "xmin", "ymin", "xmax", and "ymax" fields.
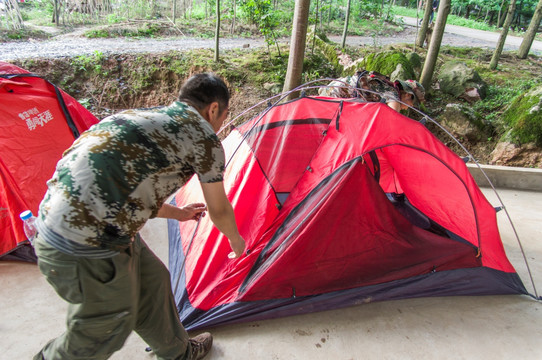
[
  {"xmin": 390, "ymin": 63, "xmax": 411, "ymax": 82},
  {"xmin": 438, "ymin": 103, "xmax": 485, "ymax": 142},
  {"xmin": 501, "ymin": 84, "xmax": 542, "ymax": 146},
  {"xmin": 343, "ymin": 58, "xmax": 365, "ymax": 75},
  {"xmin": 490, "ymin": 141, "xmax": 542, "ymax": 168},
  {"xmin": 405, "ymin": 52, "xmax": 422, "ymax": 79},
  {"xmin": 359, "ymin": 51, "xmax": 415, "ymax": 80},
  {"xmin": 263, "ymin": 82, "xmax": 282, "ymax": 93},
  {"xmin": 437, "ymin": 61, "xmax": 487, "ymax": 102},
  {"xmin": 243, "ymin": 44, "xmax": 250, "ymax": 48},
  {"xmin": 307, "ymin": 28, "xmax": 342, "ymax": 73},
  {"xmin": 459, "ymin": 87, "xmax": 483, "ymax": 103}
]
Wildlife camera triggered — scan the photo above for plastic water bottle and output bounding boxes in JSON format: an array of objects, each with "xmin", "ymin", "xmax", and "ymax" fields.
[{"xmin": 19, "ymin": 210, "xmax": 37, "ymax": 245}]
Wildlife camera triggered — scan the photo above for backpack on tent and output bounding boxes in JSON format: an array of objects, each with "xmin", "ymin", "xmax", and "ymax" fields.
[
  {"xmin": 168, "ymin": 96, "xmax": 527, "ymax": 331},
  {"xmin": 0, "ymin": 62, "xmax": 99, "ymax": 261},
  {"xmin": 318, "ymin": 70, "xmax": 398, "ymax": 101}
]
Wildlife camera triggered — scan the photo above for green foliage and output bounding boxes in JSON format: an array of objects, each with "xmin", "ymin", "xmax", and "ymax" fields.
[
  {"xmin": 393, "ymin": 5, "xmax": 497, "ymax": 31},
  {"xmin": 18, "ymin": 3, "xmax": 53, "ymax": 26},
  {"xmin": 302, "ymin": 51, "xmax": 339, "ymax": 83},
  {"xmin": 449, "ymin": 17, "xmax": 496, "ymax": 32},
  {"xmin": 239, "ymin": 0, "xmax": 281, "ymax": 52},
  {"xmin": 393, "ymin": 1, "xmax": 538, "ymax": 31},
  {"xmin": 85, "ymin": 29, "xmax": 110, "ymax": 38},
  {"xmin": 78, "ymin": 98, "xmax": 92, "ymax": 109},
  {"xmin": 354, "ymin": 0, "xmax": 384, "ymax": 19},
  {"xmin": 472, "ymin": 84, "xmax": 521, "ymax": 125},
  {"xmin": 84, "ymin": 23, "xmax": 163, "ymax": 39},
  {"xmin": 72, "ymin": 51, "xmax": 106, "ymax": 74},
  {"xmin": 239, "ymin": 0, "xmax": 272, "ymax": 25},
  {"xmin": 106, "ymin": 14, "xmax": 127, "ymax": 24},
  {"xmin": 226, "ymin": 48, "xmax": 287, "ymax": 84}
]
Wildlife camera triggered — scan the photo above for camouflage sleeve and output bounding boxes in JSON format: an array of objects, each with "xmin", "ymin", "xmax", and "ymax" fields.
[
  {"xmin": 381, "ymin": 90, "xmax": 400, "ymax": 102},
  {"xmin": 192, "ymin": 130, "xmax": 225, "ymax": 183}
]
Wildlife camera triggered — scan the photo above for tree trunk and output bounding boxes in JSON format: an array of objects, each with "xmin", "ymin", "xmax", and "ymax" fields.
[
  {"xmin": 490, "ymin": 0, "xmax": 516, "ymax": 69},
  {"xmin": 231, "ymin": 0, "xmax": 237, "ymax": 34},
  {"xmin": 328, "ymin": 0, "xmax": 334, "ymax": 26},
  {"xmin": 8, "ymin": 0, "xmax": 25, "ymax": 29},
  {"xmin": 283, "ymin": 0, "xmax": 311, "ymax": 99},
  {"xmin": 341, "ymin": 0, "xmax": 352, "ymax": 49},
  {"xmin": 173, "ymin": 0, "xmax": 177, "ymax": 24},
  {"xmin": 518, "ymin": 0, "xmax": 542, "ymax": 58},
  {"xmin": 515, "ymin": 0, "xmax": 524, "ymax": 30},
  {"xmin": 214, "ymin": 0, "xmax": 220, "ymax": 62},
  {"xmin": 386, "ymin": 0, "xmax": 397, "ymax": 20},
  {"xmin": 420, "ymin": 0, "xmax": 451, "ymax": 90},
  {"xmin": 498, "ymin": 1, "xmax": 508, "ymax": 27},
  {"xmin": 416, "ymin": 0, "xmax": 435, "ymax": 47},
  {"xmin": 315, "ymin": 0, "xmax": 320, "ymax": 32},
  {"xmin": 484, "ymin": 7, "xmax": 491, "ymax": 23},
  {"xmin": 54, "ymin": 0, "xmax": 60, "ymax": 26}
]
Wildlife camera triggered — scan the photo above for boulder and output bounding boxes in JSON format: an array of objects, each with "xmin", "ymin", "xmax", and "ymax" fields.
[
  {"xmin": 390, "ymin": 63, "xmax": 411, "ymax": 82},
  {"xmin": 501, "ymin": 84, "xmax": 542, "ymax": 146},
  {"xmin": 359, "ymin": 51, "xmax": 415, "ymax": 80},
  {"xmin": 437, "ymin": 61, "xmax": 487, "ymax": 102},
  {"xmin": 263, "ymin": 82, "xmax": 282, "ymax": 94},
  {"xmin": 405, "ymin": 52, "xmax": 422, "ymax": 79},
  {"xmin": 490, "ymin": 141, "xmax": 542, "ymax": 168},
  {"xmin": 438, "ymin": 103, "xmax": 486, "ymax": 142},
  {"xmin": 343, "ymin": 58, "xmax": 365, "ymax": 75},
  {"xmin": 306, "ymin": 28, "xmax": 342, "ymax": 73}
]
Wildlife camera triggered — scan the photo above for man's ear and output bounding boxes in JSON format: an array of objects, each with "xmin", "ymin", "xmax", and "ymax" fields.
[
  {"xmin": 209, "ymin": 102, "xmax": 220, "ymax": 117},
  {"xmin": 200, "ymin": 101, "xmax": 219, "ymax": 122}
]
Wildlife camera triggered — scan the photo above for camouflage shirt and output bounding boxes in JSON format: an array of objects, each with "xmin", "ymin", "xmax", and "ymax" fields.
[{"xmin": 36, "ymin": 101, "xmax": 224, "ymax": 257}]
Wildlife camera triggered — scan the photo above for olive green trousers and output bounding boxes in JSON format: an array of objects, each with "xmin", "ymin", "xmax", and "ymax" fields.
[{"xmin": 33, "ymin": 234, "xmax": 191, "ymax": 360}]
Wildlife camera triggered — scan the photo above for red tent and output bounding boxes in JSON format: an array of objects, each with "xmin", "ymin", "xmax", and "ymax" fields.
[
  {"xmin": 0, "ymin": 62, "xmax": 99, "ymax": 261},
  {"xmin": 169, "ymin": 96, "xmax": 527, "ymax": 330}
]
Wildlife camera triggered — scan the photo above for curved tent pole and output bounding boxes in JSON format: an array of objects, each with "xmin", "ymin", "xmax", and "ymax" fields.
[
  {"xmin": 173, "ymin": 215, "xmax": 203, "ymax": 297},
  {"xmin": 219, "ymin": 79, "xmax": 339, "ymax": 169}
]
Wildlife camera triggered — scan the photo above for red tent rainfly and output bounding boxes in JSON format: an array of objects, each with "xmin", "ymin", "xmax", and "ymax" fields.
[
  {"xmin": 0, "ymin": 62, "xmax": 98, "ymax": 261},
  {"xmin": 169, "ymin": 96, "xmax": 527, "ymax": 330}
]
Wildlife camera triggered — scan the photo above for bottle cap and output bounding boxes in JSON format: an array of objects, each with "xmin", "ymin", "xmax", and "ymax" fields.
[{"xmin": 20, "ymin": 210, "xmax": 33, "ymax": 221}]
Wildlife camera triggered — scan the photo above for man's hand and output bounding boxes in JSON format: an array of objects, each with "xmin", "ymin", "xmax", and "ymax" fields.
[
  {"xmin": 228, "ymin": 236, "xmax": 246, "ymax": 259},
  {"xmin": 156, "ymin": 203, "xmax": 207, "ymax": 222},
  {"xmin": 179, "ymin": 203, "xmax": 207, "ymax": 221}
]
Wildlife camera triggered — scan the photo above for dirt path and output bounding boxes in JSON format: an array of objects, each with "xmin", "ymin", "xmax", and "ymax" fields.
[
  {"xmin": 2, "ymin": 19, "xmax": 540, "ymax": 61},
  {"xmin": 398, "ymin": 16, "xmax": 542, "ymax": 55},
  {"xmin": 0, "ymin": 35, "xmax": 266, "ymax": 61}
]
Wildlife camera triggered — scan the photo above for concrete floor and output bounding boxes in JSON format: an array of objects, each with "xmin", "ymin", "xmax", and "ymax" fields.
[{"xmin": 1, "ymin": 187, "xmax": 541, "ymax": 360}]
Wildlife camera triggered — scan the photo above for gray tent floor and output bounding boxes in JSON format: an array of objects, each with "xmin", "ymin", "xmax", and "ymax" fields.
[{"xmin": 2, "ymin": 186, "xmax": 541, "ymax": 360}]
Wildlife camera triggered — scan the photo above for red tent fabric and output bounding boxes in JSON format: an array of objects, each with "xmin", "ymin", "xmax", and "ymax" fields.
[
  {"xmin": 0, "ymin": 62, "xmax": 99, "ymax": 261},
  {"xmin": 169, "ymin": 96, "xmax": 527, "ymax": 330}
]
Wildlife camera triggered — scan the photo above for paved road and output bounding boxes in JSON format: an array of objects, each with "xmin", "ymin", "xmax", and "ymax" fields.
[{"xmin": 398, "ymin": 16, "xmax": 542, "ymax": 55}]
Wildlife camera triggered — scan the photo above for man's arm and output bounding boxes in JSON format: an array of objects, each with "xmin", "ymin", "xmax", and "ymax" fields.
[
  {"xmin": 200, "ymin": 181, "xmax": 246, "ymax": 258},
  {"xmin": 156, "ymin": 203, "xmax": 207, "ymax": 221}
]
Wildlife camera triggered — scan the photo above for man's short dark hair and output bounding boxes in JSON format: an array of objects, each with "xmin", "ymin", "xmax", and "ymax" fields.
[{"xmin": 178, "ymin": 73, "xmax": 229, "ymax": 113}]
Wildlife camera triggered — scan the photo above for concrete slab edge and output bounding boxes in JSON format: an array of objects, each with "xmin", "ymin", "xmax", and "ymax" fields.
[{"xmin": 467, "ymin": 163, "xmax": 542, "ymax": 191}]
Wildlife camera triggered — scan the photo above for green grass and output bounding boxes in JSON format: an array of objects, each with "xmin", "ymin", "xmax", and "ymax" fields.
[{"xmin": 393, "ymin": 5, "xmax": 497, "ymax": 32}]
